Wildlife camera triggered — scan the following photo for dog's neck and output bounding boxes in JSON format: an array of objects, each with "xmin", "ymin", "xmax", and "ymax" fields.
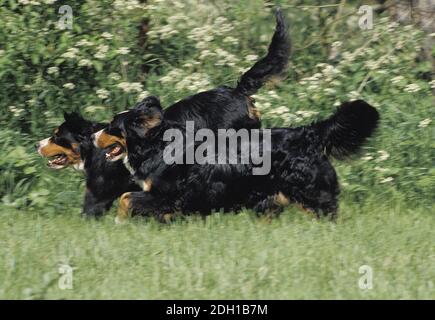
[
  {"xmin": 125, "ymin": 120, "xmax": 178, "ymax": 180},
  {"xmin": 77, "ymin": 122, "xmax": 108, "ymax": 174}
]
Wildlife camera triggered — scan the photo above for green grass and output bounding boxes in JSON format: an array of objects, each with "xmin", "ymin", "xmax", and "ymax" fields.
[{"xmin": 1, "ymin": 198, "xmax": 433, "ymax": 299}]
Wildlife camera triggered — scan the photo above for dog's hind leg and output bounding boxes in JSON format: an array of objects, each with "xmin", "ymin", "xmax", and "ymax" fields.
[
  {"xmin": 117, "ymin": 191, "xmax": 177, "ymax": 224},
  {"xmin": 116, "ymin": 192, "xmax": 132, "ymax": 224},
  {"xmin": 286, "ymin": 158, "xmax": 339, "ymax": 220},
  {"xmin": 251, "ymin": 192, "xmax": 289, "ymax": 220},
  {"xmin": 292, "ymin": 185, "xmax": 339, "ymax": 220}
]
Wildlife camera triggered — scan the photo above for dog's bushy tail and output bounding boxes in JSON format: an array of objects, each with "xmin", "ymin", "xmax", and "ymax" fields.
[
  {"xmin": 235, "ymin": 8, "xmax": 290, "ymax": 96},
  {"xmin": 313, "ymin": 100, "xmax": 379, "ymax": 159}
]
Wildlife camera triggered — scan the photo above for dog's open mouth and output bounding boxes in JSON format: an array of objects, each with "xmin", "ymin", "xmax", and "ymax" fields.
[
  {"xmin": 48, "ymin": 154, "xmax": 68, "ymax": 168},
  {"xmin": 105, "ymin": 143, "xmax": 125, "ymax": 160}
]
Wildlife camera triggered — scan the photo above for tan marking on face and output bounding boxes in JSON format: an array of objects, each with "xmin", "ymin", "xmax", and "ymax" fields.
[
  {"xmin": 94, "ymin": 129, "xmax": 126, "ymax": 150},
  {"xmin": 37, "ymin": 138, "xmax": 81, "ymax": 165},
  {"xmin": 116, "ymin": 192, "xmax": 132, "ymax": 224}
]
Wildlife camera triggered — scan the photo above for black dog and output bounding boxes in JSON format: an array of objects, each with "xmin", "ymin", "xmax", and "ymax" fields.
[
  {"xmin": 94, "ymin": 98, "xmax": 379, "ymax": 223},
  {"xmin": 37, "ymin": 8, "xmax": 291, "ymax": 217}
]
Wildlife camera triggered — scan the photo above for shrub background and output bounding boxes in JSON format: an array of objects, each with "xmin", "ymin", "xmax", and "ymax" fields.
[{"xmin": 0, "ymin": 0, "xmax": 433, "ymax": 212}]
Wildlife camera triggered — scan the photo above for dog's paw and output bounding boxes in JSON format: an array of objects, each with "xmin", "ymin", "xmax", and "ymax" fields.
[{"xmin": 115, "ymin": 216, "xmax": 127, "ymax": 225}]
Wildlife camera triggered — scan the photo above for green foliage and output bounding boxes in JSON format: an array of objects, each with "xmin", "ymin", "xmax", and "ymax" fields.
[{"xmin": 0, "ymin": 0, "xmax": 433, "ymax": 209}]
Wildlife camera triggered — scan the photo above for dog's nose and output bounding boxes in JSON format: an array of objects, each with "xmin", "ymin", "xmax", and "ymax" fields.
[{"xmin": 35, "ymin": 143, "xmax": 39, "ymax": 150}]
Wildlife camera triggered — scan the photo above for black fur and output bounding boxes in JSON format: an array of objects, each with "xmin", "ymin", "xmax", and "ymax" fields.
[
  {"xmin": 110, "ymin": 100, "xmax": 379, "ymax": 220},
  {"xmin": 236, "ymin": 7, "xmax": 290, "ymax": 96},
  {"xmin": 40, "ymin": 9, "xmax": 291, "ymax": 217}
]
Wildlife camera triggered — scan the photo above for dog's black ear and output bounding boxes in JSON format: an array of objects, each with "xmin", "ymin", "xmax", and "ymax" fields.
[
  {"xmin": 134, "ymin": 96, "xmax": 162, "ymax": 112},
  {"xmin": 139, "ymin": 105, "xmax": 163, "ymax": 130},
  {"xmin": 130, "ymin": 104, "xmax": 163, "ymax": 136},
  {"xmin": 64, "ymin": 112, "xmax": 84, "ymax": 123},
  {"xmin": 64, "ymin": 112, "xmax": 93, "ymax": 137}
]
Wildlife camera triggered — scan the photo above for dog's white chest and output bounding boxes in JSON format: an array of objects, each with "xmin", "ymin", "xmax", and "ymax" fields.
[{"xmin": 123, "ymin": 156, "xmax": 135, "ymax": 175}]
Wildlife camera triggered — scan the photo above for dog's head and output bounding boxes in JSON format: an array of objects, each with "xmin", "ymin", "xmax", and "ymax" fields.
[
  {"xmin": 93, "ymin": 96, "xmax": 163, "ymax": 162},
  {"xmin": 37, "ymin": 112, "xmax": 93, "ymax": 169}
]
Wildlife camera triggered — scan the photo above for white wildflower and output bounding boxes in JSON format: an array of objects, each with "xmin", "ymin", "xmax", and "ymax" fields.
[
  {"xmin": 245, "ymin": 54, "xmax": 259, "ymax": 62},
  {"xmin": 78, "ymin": 59, "xmax": 92, "ymax": 67},
  {"xmin": 129, "ymin": 82, "xmax": 143, "ymax": 92},
  {"xmin": 76, "ymin": 39, "xmax": 93, "ymax": 47},
  {"xmin": 342, "ymin": 51, "xmax": 354, "ymax": 63},
  {"xmin": 267, "ymin": 90, "xmax": 279, "ymax": 99},
  {"xmin": 297, "ymin": 92, "xmax": 308, "ymax": 99},
  {"xmin": 114, "ymin": 0, "xmax": 142, "ymax": 11},
  {"xmin": 101, "ymin": 32, "xmax": 113, "ymax": 40},
  {"xmin": 116, "ymin": 47, "xmax": 130, "ymax": 55},
  {"xmin": 63, "ymin": 83, "xmax": 75, "ymax": 90},
  {"xmin": 94, "ymin": 44, "xmax": 109, "ymax": 59},
  {"xmin": 47, "ymin": 66, "xmax": 59, "ymax": 74},
  {"xmin": 268, "ymin": 106, "xmax": 289, "ymax": 115},
  {"xmin": 377, "ymin": 150, "xmax": 390, "ymax": 161},
  {"xmin": 391, "ymin": 76, "xmax": 405, "ymax": 84},
  {"xmin": 27, "ymin": 98, "xmax": 36, "ymax": 106},
  {"xmin": 109, "ymin": 73, "xmax": 121, "ymax": 81},
  {"xmin": 429, "ymin": 80, "xmax": 435, "ymax": 89},
  {"xmin": 96, "ymin": 88, "xmax": 110, "ymax": 100},
  {"xmin": 296, "ymin": 110, "xmax": 319, "ymax": 118},
  {"xmin": 365, "ymin": 60, "xmax": 379, "ymax": 70},
  {"xmin": 404, "ymin": 83, "xmax": 421, "ymax": 93},
  {"xmin": 223, "ymin": 36, "xmax": 239, "ymax": 45},
  {"xmin": 380, "ymin": 177, "xmax": 394, "ymax": 183},
  {"xmin": 117, "ymin": 82, "xmax": 131, "ymax": 93},
  {"xmin": 418, "ymin": 118, "xmax": 431, "ymax": 128},
  {"xmin": 137, "ymin": 91, "xmax": 150, "ymax": 102},
  {"xmin": 348, "ymin": 91, "xmax": 360, "ymax": 100},
  {"xmin": 85, "ymin": 105, "xmax": 106, "ymax": 113},
  {"xmin": 117, "ymin": 82, "xmax": 143, "ymax": 93},
  {"xmin": 9, "ymin": 106, "xmax": 24, "ymax": 117},
  {"xmin": 323, "ymin": 88, "xmax": 336, "ymax": 95},
  {"xmin": 61, "ymin": 47, "xmax": 79, "ymax": 59}
]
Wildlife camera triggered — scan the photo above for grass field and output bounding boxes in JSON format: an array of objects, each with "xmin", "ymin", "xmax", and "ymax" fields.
[{"xmin": 1, "ymin": 197, "xmax": 433, "ymax": 299}]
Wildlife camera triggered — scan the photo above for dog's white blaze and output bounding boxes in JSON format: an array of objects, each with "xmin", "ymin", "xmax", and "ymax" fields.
[
  {"xmin": 73, "ymin": 161, "xmax": 84, "ymax": 171},
  {"xmin": 123, "ymin": 156, "xmax": 135, "ymax": 175},
  {"xmin": 37, "ymin": 137, "xmax": 50, "ymax": 156},
  {"xmin": 93, "ymin": 129, "xmax": 103, "ymax": 148}
]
